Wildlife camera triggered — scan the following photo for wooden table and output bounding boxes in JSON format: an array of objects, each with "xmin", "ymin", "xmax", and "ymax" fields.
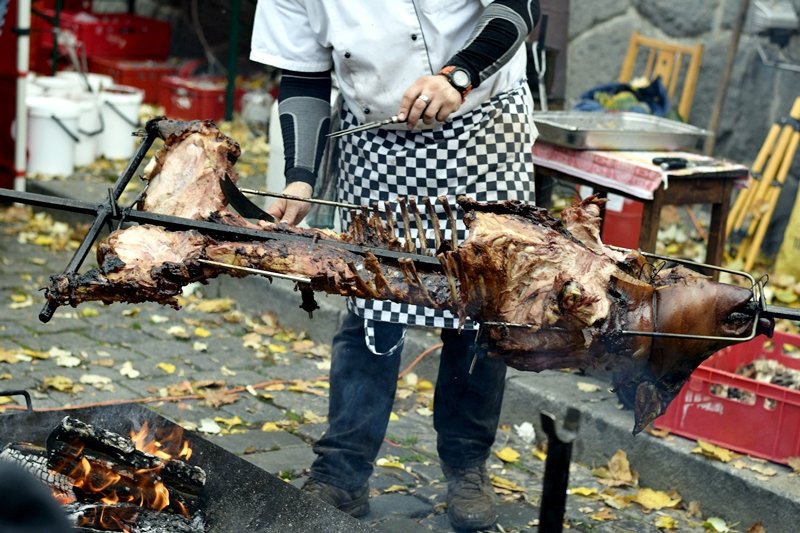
[{"xmin": 532, "ymin": 143, "xmax": 750, "ymax": 267}]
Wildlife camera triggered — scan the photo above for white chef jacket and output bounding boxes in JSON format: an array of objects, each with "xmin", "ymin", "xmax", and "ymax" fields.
[{"xmin": 250, "ymin": 0, "xmax": 528, "ymax": 126}]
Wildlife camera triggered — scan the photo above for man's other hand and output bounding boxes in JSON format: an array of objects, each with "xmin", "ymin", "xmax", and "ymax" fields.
[{"xmin": 266, "ymin": 181, "xmax": 314, "ymax": 225}]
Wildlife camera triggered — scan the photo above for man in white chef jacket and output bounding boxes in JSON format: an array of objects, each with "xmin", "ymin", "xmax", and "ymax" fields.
[{"xmin": 251, "ymin": 1, "xmax": 540, "ymax": 530}]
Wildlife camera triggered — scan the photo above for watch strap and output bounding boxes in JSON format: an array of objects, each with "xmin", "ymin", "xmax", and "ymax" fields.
[{"xmin": 438, "ymin": 66, "xmax": 473, "ymax": 102}]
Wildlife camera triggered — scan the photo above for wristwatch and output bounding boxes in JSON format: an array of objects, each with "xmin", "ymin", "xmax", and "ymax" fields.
[{"xmin": 438, "ymin": 66, "xmax": 473, "ymax": 101}]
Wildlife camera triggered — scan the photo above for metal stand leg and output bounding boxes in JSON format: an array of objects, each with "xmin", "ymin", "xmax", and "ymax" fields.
[{"xmin": 538, "ymin": 407, "xmax": 580, "ymax": 533}]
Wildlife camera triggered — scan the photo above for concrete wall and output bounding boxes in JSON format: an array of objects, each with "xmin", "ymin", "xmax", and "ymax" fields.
[{"xmin": 567, "ymin": 0, "xmax": 800, "ymax": 162}]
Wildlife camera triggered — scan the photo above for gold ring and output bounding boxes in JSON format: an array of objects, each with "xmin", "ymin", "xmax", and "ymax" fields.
[{"xmin": 418, "ymin": 94, "xmax": 430, "ymax": 104}]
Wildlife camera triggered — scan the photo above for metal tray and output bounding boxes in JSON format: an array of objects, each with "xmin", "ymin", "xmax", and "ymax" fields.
[{"xmin": 533, "ymin": 111, "xmax": 711, "ymax": 151}]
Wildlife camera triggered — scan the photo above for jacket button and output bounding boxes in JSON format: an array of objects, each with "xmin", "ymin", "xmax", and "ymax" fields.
[
  {"xmin": 411, "ymin": 34, "xmax": 418, "ymax": 41},
  {"xmin": 344, "ymin": 51, "xmax": 351, "ymax": 58},
  {"xmin": 363, "ymin": 107, "xmax": 371, "ymax": 114}
]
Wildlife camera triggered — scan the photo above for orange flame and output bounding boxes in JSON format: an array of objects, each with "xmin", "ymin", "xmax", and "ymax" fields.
[{"xmin": 52, "ymin": 421, "xmax": 194, "ymax": 519}]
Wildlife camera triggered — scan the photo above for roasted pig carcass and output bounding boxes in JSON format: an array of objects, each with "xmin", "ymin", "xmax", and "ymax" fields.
[{"xmin": 42, "ymin": 119, "xmax": 762, "ymax": 432}]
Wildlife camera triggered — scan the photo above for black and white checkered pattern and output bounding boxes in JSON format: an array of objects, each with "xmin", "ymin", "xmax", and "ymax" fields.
[{"xmin": 336, "ymin": 83, "xmax": 536, "ymax": 353}]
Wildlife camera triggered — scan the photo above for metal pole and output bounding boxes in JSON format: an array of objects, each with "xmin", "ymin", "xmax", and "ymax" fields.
[
  {"xmin": 704, "ymin": 0, "xmax": 750, "ymax": 155},
  {"xmin": 14, "ymin": 0, "xmax": 31, "ymax": 191},
  {"xmin": 538, "ymin": 408, "xmax": 580, "ymax": 533},
  {"xmin": 225, "ymin": 0, "xmax": 240, "ymax": 121}
]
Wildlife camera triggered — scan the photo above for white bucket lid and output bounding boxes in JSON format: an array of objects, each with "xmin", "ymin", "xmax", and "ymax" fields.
[
  {"xmin": 100, "ymin": 84, "xmax": 144, "ymax": 104},
  {"xmin": 34, "ymin": 76, "xmax": 81, "ymax": 94},
  {"xmin": 27, "ymin": 96, "xmax": 81, "ymax": 119},
  {"xmin": 57, "ymin": 71, "xmax": 114, "ymax": 93},
  {"xmin": 70, "ymin": 92, "xmax": 100, "ymax": 111}
]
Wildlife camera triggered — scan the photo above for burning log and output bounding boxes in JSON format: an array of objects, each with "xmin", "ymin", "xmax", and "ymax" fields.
[
  {"xmin": 38, "ymin": 119, "xmax": 764, "ymax": 432},
  {"xmin": 46, "ymin": 417, "xmax": 204, "ymax": 516},
  {"xmin": 64, "ymin": 502, "xmax": 205, "ymax": 533}
]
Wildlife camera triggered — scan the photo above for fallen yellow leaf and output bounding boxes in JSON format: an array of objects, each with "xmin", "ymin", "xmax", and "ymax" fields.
[
  {"xmin": 0, "ymin": 349, "xmax": 19, "ymax": 364},
  {"xmin": 383, "ymin": 485, "xmax": 408, "ymax": 493},
  {"xmin": 577, "ymin": 381, "xmax": 601, "ymax": 393},
  {"xmin": 194, "ymin": 327, "xmax": 211, "ymax": 338},
  {"xmin": 80, "ymin": 308, "xmax": 100, "ymax": 318},
  {"xmin": 389, "ymin": 412, "xmax": 400, "ymax": 422},
  {"xmin": 532, "ymin": 447, "xmax": 547, "ymax": 461},
  {"xmin": 42, "ymin": 375, "xmax": 76, "ymax": 392},
  {"xmin": 376, "ymin": 457, "xmax": 406, "ymax": 470},
  {"xmin": 416, "ymin": 379, "xmax": 434, "ymax": 392},
  {"xmin": 267, "ymin": 343, "xmax": 288, "ymax": 354},
  {"xmin": 569, "ymin": 487, "xmax": 599, "ymax": 497},
  {"xmin": 654, "ymin": 515, "xmax": 677, "ymax": 529},
  {"xmin": 193, "ymin": 298, "xmax": 235, "ymax": 313},
  {"xmin": 157, "ymin": 362, "xmax": 176, "ymax": 374},
  {"xmin": 630, "ymin": 488, "xmax": 681, "ymax": 511},
  {"xmin": 490, "ymin": 475, "xmax": 526, "ymax": 493},
  {"xmin": 592, "ymin": 449, "xmax": 638, "ymax": 487},
  {"xmin": 692, "ymin": 440, "xmax": 737, "ymax": 463},
  {"xmin": 303, "ymin": 410, "xmax": 327, "ymax": 424},
  {"xmin": 22, "ymin": 348, "xmax": 48, "ymax": 360},
  {"xmin": 214, "ymin": 415, "xmax": 244, "ymax": 428},
  {"xmin": 591, "ymin": 508, "xmax": 617, "ymax": 521},
  {"xmin": 495, "ymin": 446, "xmax": 521, "ymax": 463},
  {"xmin": 261, "ymin": 422, "xmax": 281, "ymax": 432}
]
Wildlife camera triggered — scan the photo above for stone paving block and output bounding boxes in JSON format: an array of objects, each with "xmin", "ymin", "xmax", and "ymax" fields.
[
  {"xmin": 243, "ymin": 445, "xmax": 317, "ymax": 477},
  {"xmin": 219, "ymin": 394, "xmax": 286, "ymax": 420},
  {"xmin": 371, "ymin": 517, "xmax": 431, "ymax": 533},
  {"xmin": 205, "ymin": 428, "xmax": 307, "ymax": 455},
  {"xmin": 16, "ymin": 331, "xmax": 93, "ymax": 353},
  {"xmin": 495, "ymin": 499, "xmax": 540, "ymax": 531},
  {"xmin": 367, "ymin": 493, "xmax": 432, "ymax": 520},
  {"xmin": 407, "ymin": 484, "xmax": 444, "ymax": 507}
]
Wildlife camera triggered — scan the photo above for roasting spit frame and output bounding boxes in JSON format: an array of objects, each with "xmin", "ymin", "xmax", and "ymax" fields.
[{"xmin": 0, "ymin": 117, "xmax": 794, "ymax": 338}]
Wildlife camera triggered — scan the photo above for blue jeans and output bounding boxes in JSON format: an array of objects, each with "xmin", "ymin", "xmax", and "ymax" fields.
[{"xmin": 309, "ymin": 311, "xmax": 507, "ymax": 491}]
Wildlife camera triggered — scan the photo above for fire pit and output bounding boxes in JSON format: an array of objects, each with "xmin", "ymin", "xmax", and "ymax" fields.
[{"xmin": 0, "ymin": 392, "xmax": 367, "ymax": 532}]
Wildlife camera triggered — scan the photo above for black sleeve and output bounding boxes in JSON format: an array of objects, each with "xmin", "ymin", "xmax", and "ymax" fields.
[
  {"xmin": 446, "ymin": 0, "xmax": 540, "ymax": 89},
  {"xmin": 277, "ymin": 70, "xmax": 332, "ymax": 188}
]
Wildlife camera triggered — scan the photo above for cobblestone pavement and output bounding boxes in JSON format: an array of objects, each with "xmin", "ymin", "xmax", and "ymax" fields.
[{"xmin": 0, "ymin": 202, "xmax": 757, "ymax": 533}]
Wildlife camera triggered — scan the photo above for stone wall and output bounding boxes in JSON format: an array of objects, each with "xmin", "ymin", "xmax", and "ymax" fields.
[
  {"xmin": 568, "ymin": 0, "xmax": 800, "ymax": 162},
  {"xmin": 104, "ymin": 0, "xmax": 799, "ymax": 163}
]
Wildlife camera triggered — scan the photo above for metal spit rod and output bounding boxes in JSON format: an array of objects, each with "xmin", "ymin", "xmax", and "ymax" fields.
[{"xmin": 197, "ymin": 259, "xmax": 311, "ymax": 284}]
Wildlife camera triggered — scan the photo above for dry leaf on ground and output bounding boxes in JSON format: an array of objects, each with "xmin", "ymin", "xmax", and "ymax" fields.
[
  {"xmin": 630, "ymin": 488, "xmax": 681, "ymax": 511},
  {"xmin": 592, "ymin": 449, "xmax": 639, "ymax": 487}
]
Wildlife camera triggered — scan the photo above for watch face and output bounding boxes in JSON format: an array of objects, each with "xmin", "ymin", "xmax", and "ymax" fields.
[{"xmin": 452, "ymin": 69, "xmax": 470, "ymax": 89}]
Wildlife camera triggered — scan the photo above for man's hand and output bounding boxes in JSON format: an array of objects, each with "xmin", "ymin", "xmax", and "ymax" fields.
[
  {"xmin": 398, "ymin": 75, "xmax": 462, "ymax": 130},
  {"xmin": 266, "ymin": 181, "xmax": 314, "ymax": 225}
]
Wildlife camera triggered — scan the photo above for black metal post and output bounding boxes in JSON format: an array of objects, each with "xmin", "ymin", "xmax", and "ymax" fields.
[{"xmin": 538, "ymin": 407, "xmax": 580, "ymax": 533}]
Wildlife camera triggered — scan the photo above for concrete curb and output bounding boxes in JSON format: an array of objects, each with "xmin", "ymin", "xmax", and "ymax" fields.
[{"xmin": 24, "ymin": 179, "xmax": 800, "ymax": 532}]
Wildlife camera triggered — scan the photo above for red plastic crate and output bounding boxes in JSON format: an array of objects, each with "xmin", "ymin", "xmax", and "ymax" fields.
[
  {"xmin": 654, "ymin": 330, "xmax": 800, "ymax": 465},
  {"xmin": 159, "ymin": 76, "xmax": 245, "ymax": 121},
  {"xmin": 38, "ymin": 9, "xmax": 171, "ymax": 61},
  {"xmin": 89, "ymin": 58, "xmax": 184, "ymax": 103}
]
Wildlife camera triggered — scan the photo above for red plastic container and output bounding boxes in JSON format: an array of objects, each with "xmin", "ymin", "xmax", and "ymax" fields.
[
  {"xmin": 159, "ymin": 76, "xmax": 245, "ymax": 121},
  {"xmin": 38, "ymin": 10, "xmax": 171, "ymax": 61},
  {"xmin": 89, "ymin": 58, "xmax": 183, "ymax": 103},
  {"xmin": 654, "ymin": 331, "xmax": 800, "ymax": 465},
  {"xmin": 602, "ymin": 197, "xmax": 643, "ymax": 249}
]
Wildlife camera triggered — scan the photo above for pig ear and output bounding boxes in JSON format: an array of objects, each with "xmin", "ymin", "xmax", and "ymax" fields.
[{"xmin": 632, "ymin": 381, "xmax": 662, "ymax": 435}]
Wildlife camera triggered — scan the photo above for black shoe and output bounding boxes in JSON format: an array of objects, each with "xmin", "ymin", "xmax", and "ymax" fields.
[
  {"xmin": 301, "ymin": 478, "xmax": 370, "ymax": 518},
  {"xmin": 442, "ymin": 463, "xmax": 498, "ymax": 531}
]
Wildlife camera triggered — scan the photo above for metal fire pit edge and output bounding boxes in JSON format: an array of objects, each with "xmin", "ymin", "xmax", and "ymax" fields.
[{"xmin": 0, "ymin": 403, "xmax": 368, "ymax": 533}]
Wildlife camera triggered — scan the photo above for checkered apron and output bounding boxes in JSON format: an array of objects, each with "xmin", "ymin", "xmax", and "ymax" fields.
[{"xmin": 336, "ymin": 82, "xmax": 537, "ymax": 354}]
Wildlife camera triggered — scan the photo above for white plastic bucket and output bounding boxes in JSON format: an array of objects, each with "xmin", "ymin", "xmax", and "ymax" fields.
[
  {"xmin": 98, "ymin": 84, "xmax": 143, "ymax": 160},
  {"xmin": 71, "ymin": 93, "xmax": 103, "ymax": 167},
  {"xmin": 27, "ymin": 96, "xmax": 80, "ymax": 176},
  {"xmin": 33, "ymin": 76, "xmax": 81, "ymax": 97},
  {"xmin": 57, "ymin": 71, "xmax": 114, "ymax": 94}
]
